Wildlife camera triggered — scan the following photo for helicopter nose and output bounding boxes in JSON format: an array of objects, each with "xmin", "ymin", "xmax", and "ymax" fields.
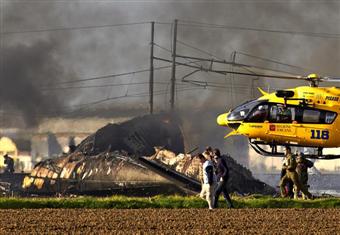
[{"xmin": 217, "ymin": 113, "xmax": 229, "ymax": 126}]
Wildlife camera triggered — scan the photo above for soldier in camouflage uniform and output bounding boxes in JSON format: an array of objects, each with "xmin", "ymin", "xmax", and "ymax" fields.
[
  {"xmin": 296, "ymin": 152, "xmax": 314, "ymax": 200},
  {"xmin": 280, "ymin": 157, "xmax": 294, "ymax": 198},
  {"xmin": 279, "ymin": 147, "xmax": 313, "ymax": 199}
]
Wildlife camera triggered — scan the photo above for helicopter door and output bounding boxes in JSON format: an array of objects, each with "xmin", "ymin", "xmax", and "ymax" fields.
[
  {"xmin": 298, "ymin": 109, "xmax": 330, "ymax": 145},
  {"xmin": 267, "ymin": 104, "xmax": 297, "ymax": 139},
  {"xmin": 244, "ymin": 104, "xmax": 269, "ymax": 139}
]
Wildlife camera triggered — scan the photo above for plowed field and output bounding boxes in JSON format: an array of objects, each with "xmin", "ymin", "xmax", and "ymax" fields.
[{"xmin": 0, "ymin": 208, "xmax": 339, "ymax": 234}]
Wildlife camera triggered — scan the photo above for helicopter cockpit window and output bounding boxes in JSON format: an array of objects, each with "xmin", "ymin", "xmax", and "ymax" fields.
[
  {"xmin": 267, "ymin": 104, "xmax": 336, "ymax": 124},
  {"xmin": 325, "ymin": 112, "xmax": 337, "ymax": 124},
  {"xmin": 269, "ymin": 104, "xmax": 295, "ymax": 123},
  {"xmin": 269, "ymin": 106, "xmax": 278, "ymax": 122},
  {"xmin": 246, "ymin": 105, "xmax": 269, "ymax": 123},
  {"xmin": 227, "ymin": 100, "xmax": 261, "ymax": 121},
  {"xmin": 302, "ymin": 109, "xmax": 320, "ymax": 123}
]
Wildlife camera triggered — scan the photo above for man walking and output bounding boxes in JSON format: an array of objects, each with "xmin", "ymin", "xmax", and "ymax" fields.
[
  {"xmin": 280, "ymin": 148, "xmax": 294, "ymax": 198},
  {"xmin": 213, "ymin": 149, "xmax": 234, "ymax": 208},
  {"xmin": 296, "ymin": 152, "xmax": 314, "ymax": 199},
  {"xmin": 198, "ymin": 153, "xmax": 216, "ymax": 209},
  {"xmin": 279, "ymin": 147, "xmax": 313, "ymax": 199}
]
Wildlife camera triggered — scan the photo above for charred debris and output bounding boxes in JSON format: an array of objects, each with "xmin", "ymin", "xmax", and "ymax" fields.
[{"xmin": 11, "ymin": 113, "xmax": 274, "ymax": 196}]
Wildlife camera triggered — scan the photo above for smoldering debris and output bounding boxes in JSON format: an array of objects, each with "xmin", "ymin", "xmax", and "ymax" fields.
[
  {"xmin": 22, "ymin": 114, "xmax": 185, "ymax": 195},
  {"xmin": 22, "ymin": 150, "xmax": 167, "ymax": 194},
  {"xmin": 0, "ymin": 182, "xmax": 11, "ymax": 196},
  {"xmin": 22, "ymin": 113, "xmax": 274, "ymax": 196},
  {"xmin": 0, "ymin": 173, "xmax": 27, "ymax": 196},
  {"xmin": 76, "ymin": 113, "xmax": 185, "ymax": 156}
]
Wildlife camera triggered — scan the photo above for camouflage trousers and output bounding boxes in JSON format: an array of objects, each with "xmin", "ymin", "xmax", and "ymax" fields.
[
  {"xmin": 297, "ymin": 172, "xmax": 309, "ymax": 200},
  {"xmin": 280, "ymin": 171, "xmax": 312, "ymax": 199}
]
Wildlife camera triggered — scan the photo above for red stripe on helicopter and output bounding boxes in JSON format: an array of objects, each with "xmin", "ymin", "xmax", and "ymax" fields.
[{"xmin": 270, "ymin": 124, "xmax": 276, "ymax": 131}]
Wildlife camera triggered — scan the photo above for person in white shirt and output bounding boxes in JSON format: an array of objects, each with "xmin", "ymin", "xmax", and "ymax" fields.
[{"xmin": 197, "ymin": 153, "xmax": 216, "ymax": 209}]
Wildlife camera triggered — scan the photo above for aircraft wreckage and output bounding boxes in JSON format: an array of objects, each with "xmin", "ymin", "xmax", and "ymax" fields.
[{"xmin": 22, "ymin": 114, "xmax": 275, "ymax": 196}]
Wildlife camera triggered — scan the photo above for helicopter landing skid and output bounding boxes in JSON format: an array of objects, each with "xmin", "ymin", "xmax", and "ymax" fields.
[{"xmin": 249, "ymin": 140, "xmax": 340, "ymax": 160}]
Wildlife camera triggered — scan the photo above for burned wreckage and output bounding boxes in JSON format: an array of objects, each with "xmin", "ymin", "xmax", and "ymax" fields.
[{"xmin": 22, "ymin": 114, "xmax": 274, "ymax": 196}]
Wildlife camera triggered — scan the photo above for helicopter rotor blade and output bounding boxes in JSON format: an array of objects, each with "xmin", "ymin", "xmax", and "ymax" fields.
[
  {"xmin": 154, "ymin": 55, "xmax": 338, "ymax": 85},
  {"xmin": 230, "ymin": 62, "xmax": 303, "ymax": 78},
  {"xmin": 320, "ymin": 77, "xmax": 340, "ymax": 82},
  {"xmin": 222, "ymin": 63, "xmax": 308, "ymax": 81},
  {"xmin": 223, "ymin": 68, "xmax": 306, "ymax": 81}
]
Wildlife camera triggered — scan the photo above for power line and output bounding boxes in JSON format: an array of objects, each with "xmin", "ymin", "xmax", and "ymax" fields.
[
  {"xmin": 40, "ymin": 81, "xmax": 170, "ymax": 91},
  {"xmin": 62, "ymin": 86, "xmax": 206, "ymax": 116},
  {"xmin": 54, "ymin": 60, "xmax": 204, "ymax": 85},
  {"xmin": 63, "ymin": 81, "xmax": 288, "ymax": 112},
  {"xmin": 177, "ymin": 39, "xmax": 313, "ymax": 73},
  {"xmin": 235, "ymin": 51, "xmax": 312, "ymax": 73},
  {"xmin": 175, "ymin": 39, "xmax": 306, "ymax": 78},
  {"xmin": 178, "ymin": 19, "xmax": 340, "ymax": 39},
  {"xmin": 8, "ymin": 18, "xmax": 336, "ymax": 39},
  {"xmin": 154, "ymin": 42, "xmax": 173, "ymax": 53},
  {"xmin": 154, "ymin": 42, "xmax": 202, "ymax": 67},
  {"xmin": 40, "ymin": 77, "xmax": 288, "ymax": 113},
  {"xmin": 177, "ymin": 39, "xmax": 224, "ymax": 60},
  {"xmin": 54, "ymin": 69, "xmax": 152, "ymax": 85},
  {"xmin": 1, "ymin": 22, "xmax": 150, "ymax": 35},
  {"xmin": 154, "ymin": 56, "xmax": 304, "ymax": 80},
  {"xmin": 42, "ymin": 82, "xmax": 191, "ymax": 91},
  {"xmin": 63, "ymin": 84, "xmax": 266, "ymax": 117},
  {"xmin": 175, "ymin": 54, "xmax": 300, "ymax": 77},
  {"xmin": 154, "ymin": 22, "xmax": 172, "ymax": 26}
]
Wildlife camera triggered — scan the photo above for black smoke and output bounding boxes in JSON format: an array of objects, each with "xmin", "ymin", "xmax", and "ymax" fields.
[
  {"xmin": 0, "ymin": 39, "xmax": 73, "ymax": 126},
  {"xmin": 2, "ymin": 1, "xmax": 340, "ymax": 168}
]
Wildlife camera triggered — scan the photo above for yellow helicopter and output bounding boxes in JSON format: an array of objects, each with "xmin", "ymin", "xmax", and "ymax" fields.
[{"xmin": 217, "ymin": 73, "xmax": 340, "ymax": 159}]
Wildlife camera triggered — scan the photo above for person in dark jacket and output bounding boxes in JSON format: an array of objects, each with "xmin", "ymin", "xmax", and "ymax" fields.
[
  {"xmin": 296, "ymin": 152, "xmax": 314, "ymax": 199},
  {"xmin": 213, "ymin": 149, "xmax": 234, "ymax": 208}
]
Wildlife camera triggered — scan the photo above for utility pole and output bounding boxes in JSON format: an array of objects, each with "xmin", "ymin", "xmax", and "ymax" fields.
[
  {"xmin": 170, "ymin": 19, "xmax": 178, "ymax": 111},
  {"xmin": 149, "ymin": 21, "xmax": 154, "ymax": 114}
]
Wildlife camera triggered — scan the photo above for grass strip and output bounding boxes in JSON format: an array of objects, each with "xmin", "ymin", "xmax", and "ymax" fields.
[{"xmin": 0, "ymin": 195, "xmax": 340, "ymax": 209}]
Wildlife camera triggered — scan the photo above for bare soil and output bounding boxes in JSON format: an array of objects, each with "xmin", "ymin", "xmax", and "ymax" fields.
[{"xmin": 0, "ymin": 208, "xmax": 339, "ymax": 234}]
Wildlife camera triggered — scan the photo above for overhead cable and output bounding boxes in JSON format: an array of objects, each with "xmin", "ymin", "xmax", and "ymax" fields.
[
  {"xmin": 41, "ymin": 81, "xmax": 170, "ymax": 91},
  {"xmin": 1, "ymin": 22, "xmax": 150, "ymax": 35},
  {"xmin": 235, "ymin": 51, "xmax": 312, "ymax": 73},
  {"xmin": 177, "ymin": 39, "xmax": 224, "ymax": 60},
  {"xmin": 175, "ymin": 40, "xmax": 302, "ymax": 76},
  {"xmin": 153, "ymin": 42, "xmax": 202, "ymax": 67},
  {"xmin": 154, "ymin": 56, "xmax": 303, "ymax": 80},
  {"xmin": 178, "ymin": 19, "xmax": 340, "ymax": 39},
  {"xmin": 54, "ymin": 60, "xmax": 204, "ymax": 85}
]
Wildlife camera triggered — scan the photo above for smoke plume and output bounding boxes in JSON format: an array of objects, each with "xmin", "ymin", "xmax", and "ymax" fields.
[
  {"xmin": 0, "ymin": 39, "xmax": 74, "ymax": 126},
  {"xmin": 2, "ymin": 1, "xmax": 340, "ymax": 166}
]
